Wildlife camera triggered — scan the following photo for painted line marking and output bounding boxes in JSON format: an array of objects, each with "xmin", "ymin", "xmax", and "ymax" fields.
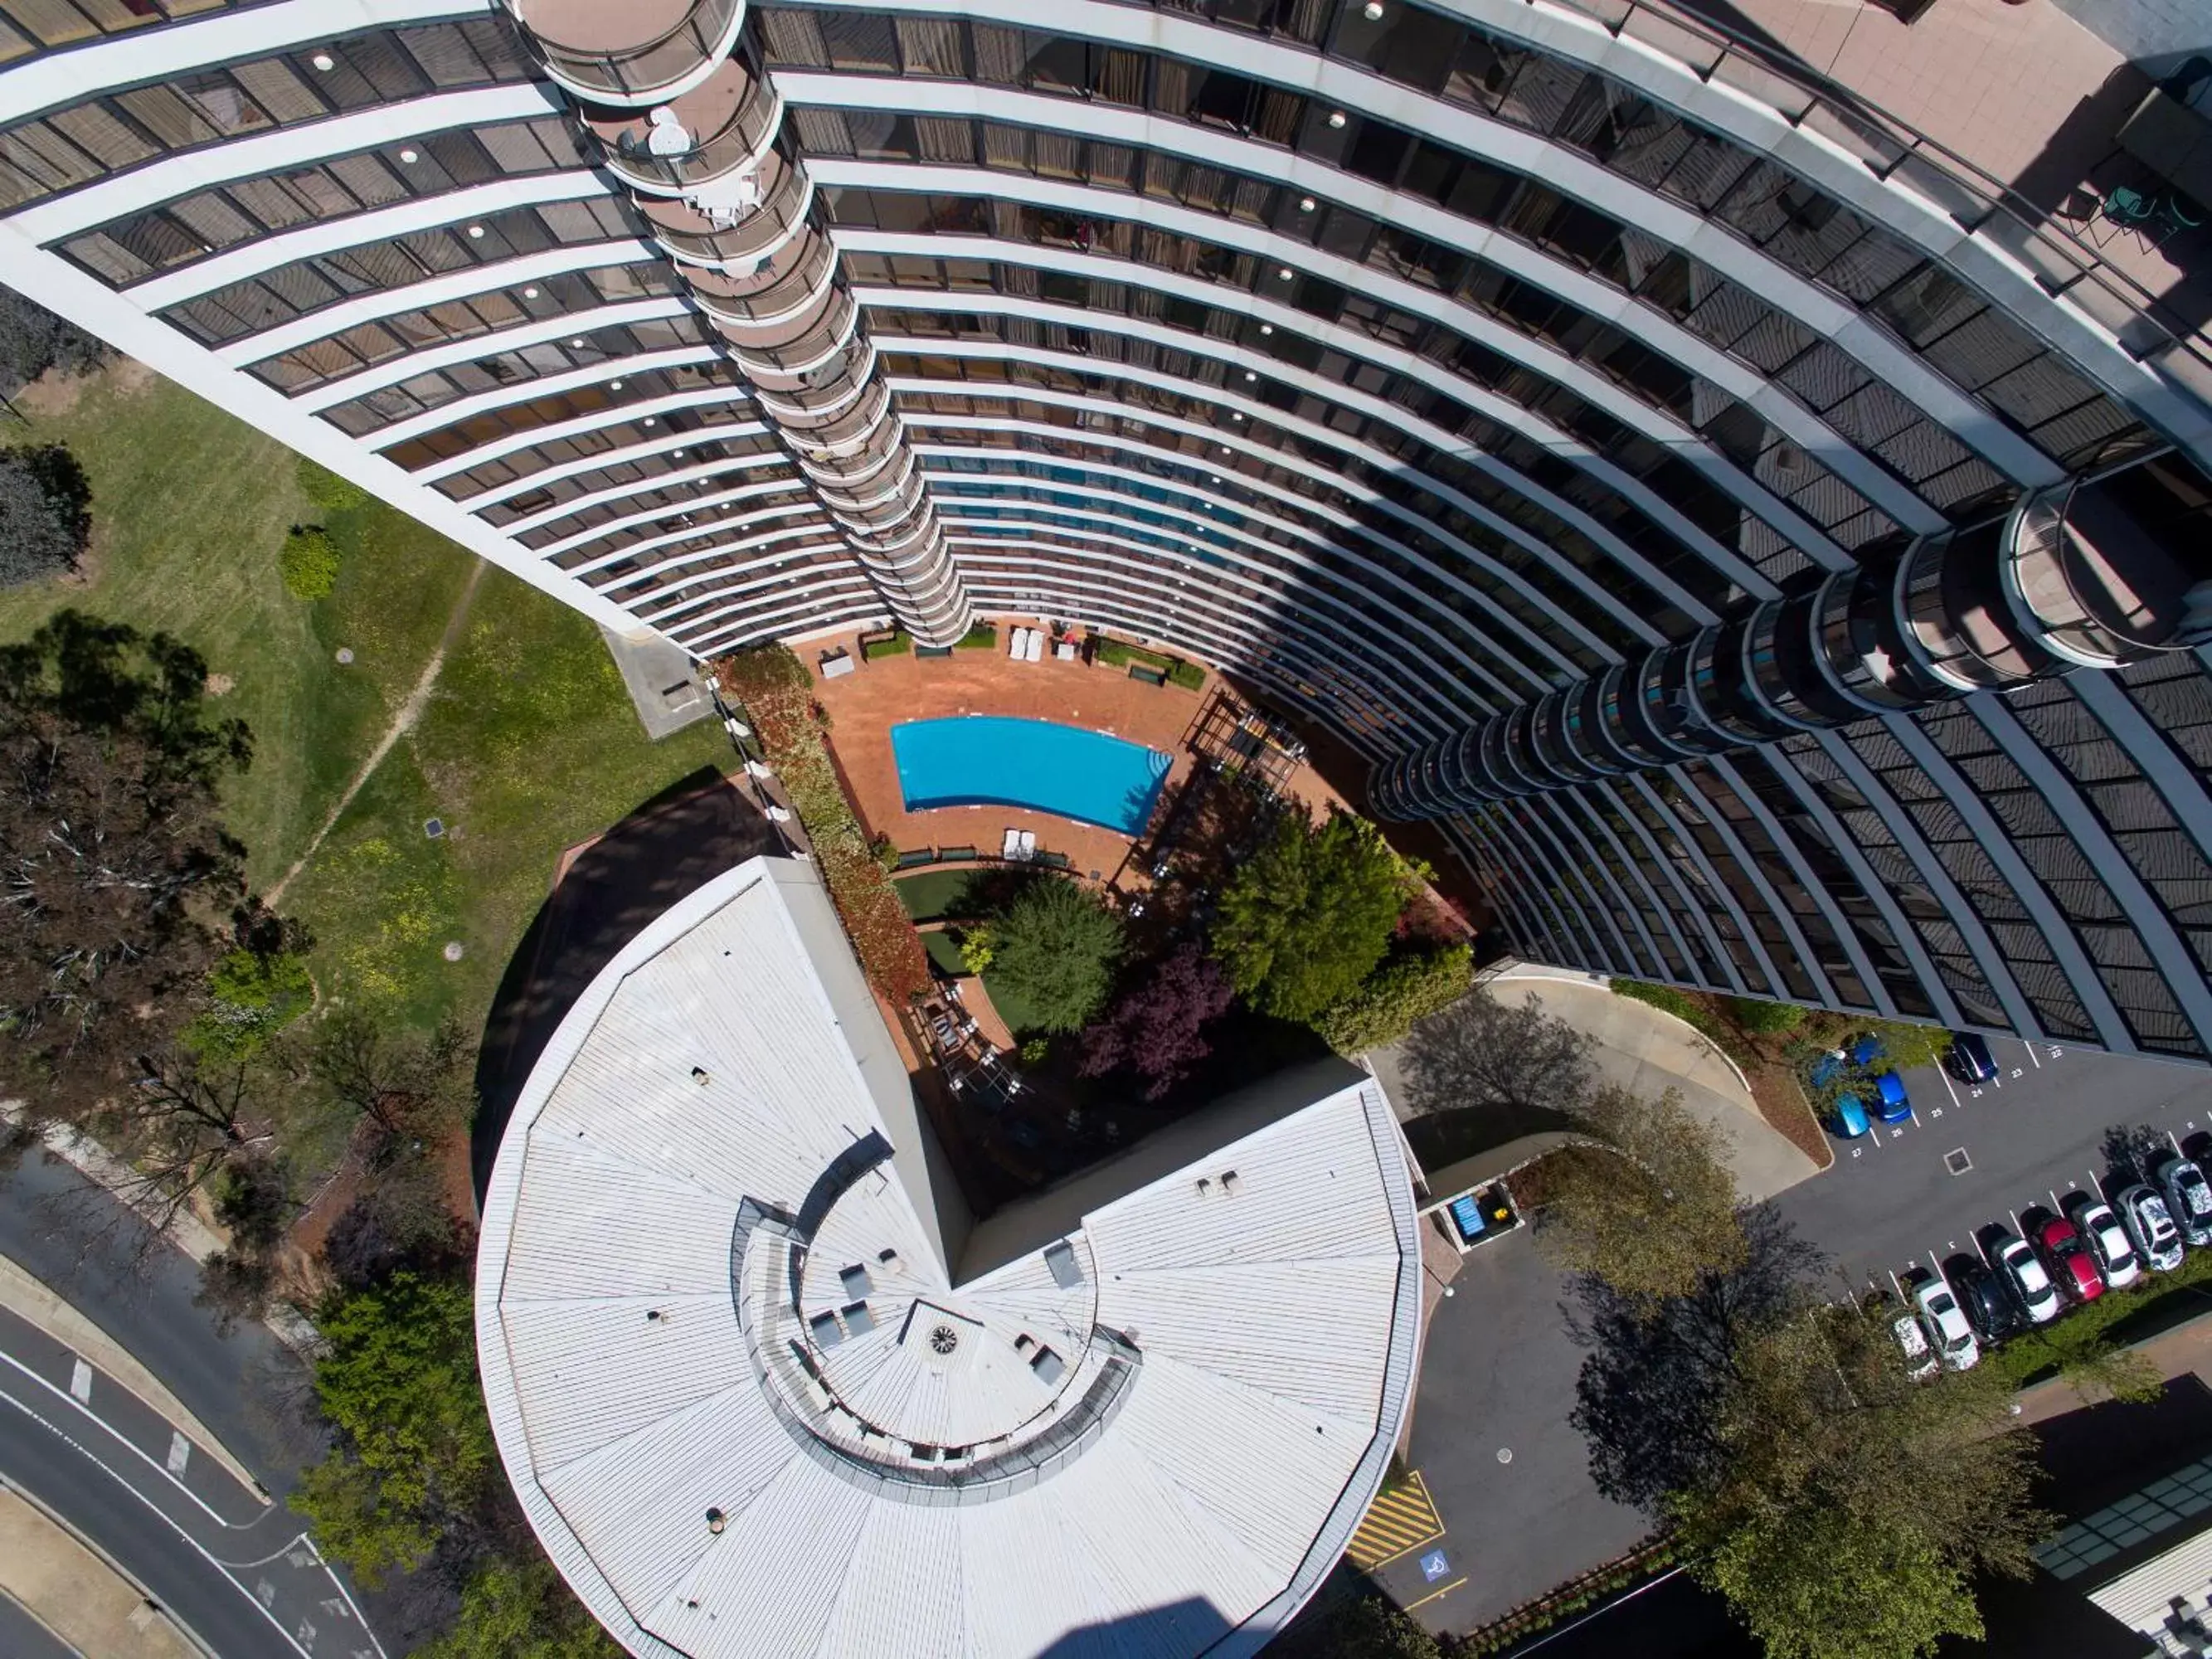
[
  {"xmin": 2025, "ymin": 1040, "xmax": 2041, "ymax": 1069},
  {"xmin": 167, "ymin": 1431, "xmax": 191, "ymax": 1476},
  {"xmin": 1938, "ymin": 1067, "xmax": 1961, "ymax": 1109},
  {"xmin": 1406, "ymin": 1576, "xmax": 1468, "ymax": 1611},
  {"xmin": 67, "ymin": 1360, "xmax": 90, "ymax": 1404}
]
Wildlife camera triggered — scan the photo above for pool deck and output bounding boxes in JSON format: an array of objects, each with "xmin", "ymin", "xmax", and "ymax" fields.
[{"xmin": 804, "ymin": 621, "xmax": 1350, "ymax": 886}]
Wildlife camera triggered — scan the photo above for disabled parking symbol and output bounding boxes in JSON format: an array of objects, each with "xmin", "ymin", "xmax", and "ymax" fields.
[{"xmin": 1420, "ymin": 1549, "xmax": 1451, "ymax": 1583}]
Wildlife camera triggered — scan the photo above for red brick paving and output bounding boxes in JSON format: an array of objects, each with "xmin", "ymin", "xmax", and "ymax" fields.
[{"xmin": 805, "ymin": 620, "xmax": 1351, "ymax": 886}]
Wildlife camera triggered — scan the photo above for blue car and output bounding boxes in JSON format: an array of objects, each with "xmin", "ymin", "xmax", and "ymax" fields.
[
  {"xmin": 1809, "ymin": 1052, "xmax": 1844, "ymax": 1089},
  {"xmin": 1873, "ymin": 1071, "xmax": 1913, "ymax": 1124},
  {"xmin": 1827, "ymin": 1092, "xmax": 1872, "ymax": 1138},
  {"xmin": 1849, "ymin": 1034, "xmax": 1887, "ymax": 1068}
]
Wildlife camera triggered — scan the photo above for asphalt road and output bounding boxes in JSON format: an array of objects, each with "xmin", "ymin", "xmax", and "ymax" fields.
[
  {"xmin": 1773, "ymin": 1037, "xmax": 2210, "ymax": 1297},
  {"xmin": 0, "ymin": 1152, "xmax": 318, "ymax": 1492},
  {"xmin": 0, "ymin": 1588, "xmax": 76, "ymax": 1659},
  {"xmin": 0, "ymin": 1297, "xmax": 381, "ymax": 1659}
]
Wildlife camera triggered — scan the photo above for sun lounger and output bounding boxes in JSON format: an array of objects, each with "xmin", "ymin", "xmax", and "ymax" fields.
[
  {"xmin": 1003, "ymin": 827, "xmax": 1023, "ymax": 859},
  {"xmin": 1009, "ymin": 627, "xmax": 1027, "ymax": 659},
  {"xmin": 1024, "ymin": 630, "xmax": 1044, "ymax": 662},
  {"xmin": 1018, "ymin": 830, "xmax": 1037, "ymax": 859}
]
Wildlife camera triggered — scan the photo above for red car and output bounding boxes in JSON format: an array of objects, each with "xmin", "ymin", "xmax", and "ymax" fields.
[{"xmin": 2037, "ymin": 1215, "xmax": 2106, "ymax": 1303}]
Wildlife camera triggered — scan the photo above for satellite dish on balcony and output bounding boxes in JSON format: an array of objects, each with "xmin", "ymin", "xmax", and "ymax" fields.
[{"xmin": 644, "ymin": 105, "xmax": 695, "ymax": 157}]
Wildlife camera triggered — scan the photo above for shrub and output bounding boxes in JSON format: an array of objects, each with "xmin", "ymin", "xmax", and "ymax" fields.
[
  {"xmin": 182, "ymin": 945, "xmax": 314, "ymax": 1060},
  {"xmin": 713, "ymin": 645, "xmax": 931, "ymax": 1002},
  {"xmin": 955, "ymin": 622, "xmax": 998, "ymax": 649},
  {"xmin": 280, "ymin": 525, "xmax": 341, "ymax": 600},
  {"xmin": 1019, "ymin": 1037, "xmax": 1050, "ymax": 1065},
  {"xmin": 958, "ymin": 926, "xmax": 994, "ymax": 976},
  {"xmin": 1727, "ymin": 995, "xmax": 1807, "ymax": 1035},
  {"xmin": 298, "ymin": 459, "xmax": 367, "ymax": 514},
  {"xmin": 1315, "ymin": 943, "xmax": 1473, "ymax": 1054},
  {"xmin": 862, "ymin": 631, "xmax": 911, "ymax": 661},
  {"xmin": 0, "ymin": 289, "xmax": 107, "ymax": 398},
  {"xmin": 0, "ymin": 443, "xmax": 92, "ymax": 588},
  {"xmin": 1092, "ymin": 636, "xmax": 1173, "ymax": 672},
  {"xmin": 1167, "ymin": 659, "xmax": 1205, "ymax": 690}
]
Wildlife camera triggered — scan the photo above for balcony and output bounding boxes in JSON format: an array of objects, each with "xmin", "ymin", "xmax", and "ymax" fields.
[
  {"xmin": 720, "ymin": 291, "xmax": 862, "ymax": 380},
  {"xmin": 511, "ymin": 0, "xmax": 741, "ymax": 106},
  {"xmin": 583, "ymin": 56, "xmax": 778, "ymax": 196},
  {"xmin": 688, "ymin": 235, "xmax": 837, "ymax": 328},
  {"xmin": 639, "ymin": 152, "xmax": 809, "ymax": 269},
  {"xmin": 2002, "ymin": 458, "xmax": 2212, "ymax": 667}
]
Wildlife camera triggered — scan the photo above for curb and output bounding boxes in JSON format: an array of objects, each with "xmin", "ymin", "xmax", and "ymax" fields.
[{"xmin": 0, "ymin": 1480, "xmax": 218, "ymax": 1659}]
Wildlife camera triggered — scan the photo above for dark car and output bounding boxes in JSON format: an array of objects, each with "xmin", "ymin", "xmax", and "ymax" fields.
[
  {"xmin": 1952, "ymin": 1259, "xmax": 2025, "ymax": 1345},
  {"xmin": 1946, "ymin": 1032, "xmax": 1999, "ymax": 1085}
]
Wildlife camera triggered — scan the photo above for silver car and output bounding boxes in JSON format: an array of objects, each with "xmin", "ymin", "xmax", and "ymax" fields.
[
  {"xmin": 1991, "ymin": 1231, "xmax": 2063, "ymax": 1324},
  {"xmin": 2068, "ymin": 1199, "xmax": 2142, "ymax": 1290},
  {"xmin": 2160, "ymin": 1157, "xmax": 2212, "ymax": 1248},
  {"xmin": 2118, "ymin": 1183, "xmax": 2186, "ymax": 1272}
]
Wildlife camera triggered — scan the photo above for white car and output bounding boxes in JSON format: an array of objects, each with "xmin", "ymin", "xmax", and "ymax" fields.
[
  {"xmin": 2119, "ymin": 1183, "xmax": 2186, "ymax": 1272},
  {"xmin": 1892, "ymin": 1311, "xmax": 1937, "ymax": 1380},
  {"xmin": 1912, "ymin": 1278, "xmax": 1981, "ymax": 1371},
  {"xmin": 2069, "ymin": 1199, "xmax": 2142, "ymax": 1289},
  {"xmin": 1993, "ymin": 1232, "xmax": 2063, "ymax": 1324},
  {"xmin": 2160, "ymin": 1157, "xmax": 2212, "ymax": 1248}
]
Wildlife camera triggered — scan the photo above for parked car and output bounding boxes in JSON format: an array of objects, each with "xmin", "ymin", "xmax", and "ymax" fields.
[
  {"xmin": 2118, "ymin": 1183, "xmax": 2187, "ymax": 1272},
  {"xmin": 1849, "ymin": 1034, "xmax": 1886, "ymax": 1068},
  {"xmin": 1952, "ymin": 1258, "xmax": 2025, "ymax": 1345},
  {"xmin": 1892, "ymin": 1311, "xmax": 1937, "ymax": 1380},
  {"xmin": 1871, "ymin": 1071, "xmax": 1912, "ymax": 1125},
  {"xmin": 2067, "ymin": 1199, "xmax": 2143, "ymax": 1289},
  {"xmin": 1809, "ymin": 1051, "xmax": 1845, "ymax": 1090},
  {"xmin": 1826, "ymin": 1092, "xmax": 1871, "ymax": 1139},
  {"xmin": 1911, "ymin": 1277, "xmax": 1980, "ymax": 1370},
  {"xmin": 1991, "ymin": 1230, "xmax": 2063, "ymax": 1323},
  {"xmin": 1945, "ymin": 1032, "xmax": 1999, "ymax": 1084},
  {"xmin": 2159, "ymin": 1156, "xmax": 2212, "ymax": 1248},
  {"xmin": 2035, "ymin": 1215, "xmax": 2106, "ymax": 1304}
]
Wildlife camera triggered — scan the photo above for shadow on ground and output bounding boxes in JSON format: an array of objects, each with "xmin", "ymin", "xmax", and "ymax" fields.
[{"xmin": 470, "ymin": 767, "xmax": 775, "ymax": 1200}]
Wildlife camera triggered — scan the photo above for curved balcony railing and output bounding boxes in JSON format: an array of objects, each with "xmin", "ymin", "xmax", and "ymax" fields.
[
  {"xmin": 2002, "ymin": 464, "xmax": 2209, "ymax": 669},
  {"xmin": 509, "ymin": 0, "xmax": 741, "ymax": 105},
  {"xmin": 1533, "ymin": 0, "xmax": 2212, "ymax": 402},
  {"xmin": 726, "ymin": 296, "xmax": 863, "ymax": 382},
  {"xmin": 644, "ymin": 161, "xmax": 812, "ymax": 269},
  {"xmin": 586, "ymin": 62, "xmax": 780, "ymax": 196}
]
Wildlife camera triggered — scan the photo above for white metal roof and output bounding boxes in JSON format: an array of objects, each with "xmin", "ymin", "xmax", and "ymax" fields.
[{"xmin": 477, "ymin": 856, "xmax": 1422, "ymax": 1659}]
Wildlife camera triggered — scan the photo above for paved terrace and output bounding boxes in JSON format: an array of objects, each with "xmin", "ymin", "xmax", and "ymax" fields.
[
  {"xmin": 800, "ymin": 620, "xmax": 1351, "ymax": 884},
  {"xmin": 1637, "ymin": 0, "xmax": 2211, "ymax": 390}
]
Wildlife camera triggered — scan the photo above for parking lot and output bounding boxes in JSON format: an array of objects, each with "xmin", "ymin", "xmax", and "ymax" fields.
[
  {"xmin": 1401, "ymin": 1034, "xmax": 2212, "ymax": 1637},
  {"xmin": 1773, "ymin": 1037, "xmax": 2211, "ymax": 1297}
]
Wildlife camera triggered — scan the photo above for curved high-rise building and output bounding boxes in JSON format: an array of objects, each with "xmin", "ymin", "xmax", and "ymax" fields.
[{"xmin": 3, "ymin": 0, "xmax": 2210, "ymax": 1070}]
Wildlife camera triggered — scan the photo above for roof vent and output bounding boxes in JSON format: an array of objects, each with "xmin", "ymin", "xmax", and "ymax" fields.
[
  {"xmin": 1030, "ymin": 1345, "xmax": 1067, "ymax": 1385},
  {"xmin": 1014, "ymin": 1333, "xmax": 1035, "ymax": 1354},
  {"xmin": 929, "ymin": 1323, "xmax": 960, "ymax": 1355},
  {"xmin": 878, "ymin": 1248, "xmax": 901, "ymax": 1267},
  {"xmin": 1194, "ymin": 1176, "xmax": 1213, "ymax": 1196},
  {"xmin": 808, "ymin": 1311, "xmax": 844, "ymax": 1349},
  {"xmin": 843, "ymin": 1301, "xmax": 876, "ymax": 1336},
  {"xmin": 839, "ymin": 1264, "xmax": 873, "ymax": 1300},
  {"xmin": 706, "ymin": 1507, "xmax": 725, "ymax": 1534},
  {"xmin": 691, "ymin": 1066, "xmax": 711, "ymax": 1084},
  {"xmin": 1043, "ymin": 1239, "xmax": 1085, "ymax": 1289},
  {"xmin": 1221, "ymin": 1170, "xmax": 1242, "ymax": 1196}
]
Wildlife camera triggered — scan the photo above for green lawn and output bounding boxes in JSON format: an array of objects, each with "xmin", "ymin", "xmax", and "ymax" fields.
[
  {"xmin": 895, "ymin": 868, "xmax": 983, "ymax": 922},
  {"xmin": 3, "ymin": 364, "xmax": 732, "ymax": 1056},
  {"xmin": 981, "ymin": 968, "xmax": 1048, "ymax": 1038},
  {"xmin": 921, "ymin": 931, "xmax": 965, "ymax": 976}
]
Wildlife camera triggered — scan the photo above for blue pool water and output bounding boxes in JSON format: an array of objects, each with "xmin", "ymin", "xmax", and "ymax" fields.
[{"xmin": 892, "ymin": 717, "xmax": 1172, "ymax": 835}]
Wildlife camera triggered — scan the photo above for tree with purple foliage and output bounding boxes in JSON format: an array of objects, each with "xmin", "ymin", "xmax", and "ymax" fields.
[{"xmin": 1079, "ymin": 944, "xmax": 1235, "ymax": 1101}]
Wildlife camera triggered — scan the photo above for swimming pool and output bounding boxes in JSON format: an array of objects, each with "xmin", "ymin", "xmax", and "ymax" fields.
[{"xmin": 891, "ymin": 717, "xmax": 1172, "ymax": 835}]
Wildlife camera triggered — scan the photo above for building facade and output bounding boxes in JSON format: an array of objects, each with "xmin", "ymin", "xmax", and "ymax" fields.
[{"xmin": 4, "ymin": 0, "xmax": 2212, "ymax": 1060}]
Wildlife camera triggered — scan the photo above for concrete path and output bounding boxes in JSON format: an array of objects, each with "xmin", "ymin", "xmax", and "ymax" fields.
[
  {"xmin": 0, "ymin": 1491, "xmax": 196, "ymax": 1659},
  {"xmin": 599, "ymin": 626, "xmax": 712, "ymax": 739},
  {"xmin": 1485, "ymin": 967, "xmax": 1817, "ymax": 1202}
]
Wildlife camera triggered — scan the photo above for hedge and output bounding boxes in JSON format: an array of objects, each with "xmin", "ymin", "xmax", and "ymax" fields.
[
  {"xmin": 1314, "ymin": 944, "xmax": 1473, "ymax": 1054},
  {"xmin": 1092, "ymin": 636, "xmax": 1172, "ymax": 672},
  {"xmin": 713, "ymin": 645, "xmax": 931, "ymax": 1003},
  {"xmin": 1167, "ymin": 659, "xmax": 1206, "ymax": 690},
  {"xmin": 861, "ymin": 631, "xmax": 911, "ymax": 660}
]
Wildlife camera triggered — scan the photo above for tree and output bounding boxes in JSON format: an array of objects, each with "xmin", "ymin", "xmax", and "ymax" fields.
[
  {"xmin": 323, "ymin": 1170, "xmax": 468, "ymax": 1294},
  {"xmin": 986, "ymin": 877, "xmax": 1125, "ymax": 1034},
  {"xmin": 195, "ymin": 1151, "xmax": 293, "ymax": 1333},
  {"xmin": 0, "ymin": 286, "xmax": 107, "ymax": 400},
  {"xmin": 1397, "ymin": 985, "xmax": 1593, "ymax": 1118},
  {"xmin": 296, "ymin": 1271, "xmax": 496, "ymax": 1588},
  {"xmin": 1312, "ymin": 942, "xmax": 1472, "ymax": 1055},
  {"xmin": 420, "ymin": 1559, "xmax": 618, "ymax": 1659},
  {"xmin": 1210, "ymin": 809, "xmax": 1420, "ymax": 1022},
  {"xmin": 1080, "ymin": 944, "xmax": 1235, "ymax": 1099},
  {"xmin": 1, "ymin": 611, "xmax": 252, "ymax": 1115},
  {"xmin": 183, "ymin": 909, "xmax": 314, "ymax": 1062},
  {"xmin": 304, "ymin": 1010, "xmax": 474, "ymax": 1166},
  {"xmin": 0, "ymin": 444, "xmax": 92, "ymax": 587},
  {"xmin": 1568, "ymin": 1203, "xmax": 1816, "ymax": 1516},
  {"xmin": 1273, "ymin": 1592, "xmax": 1439, "ymax": 1659},
  {"xmin": 95, "ymin": 1050, "xmax": 265, "ymax": 1228},
  {"xmin": 1673, "ymin": 1306, "xmax": 2047, "ymax": 1659},
  {"xmin": 1540, "ymin": 1085, "xmax": 1746, "ymax": 1300}
]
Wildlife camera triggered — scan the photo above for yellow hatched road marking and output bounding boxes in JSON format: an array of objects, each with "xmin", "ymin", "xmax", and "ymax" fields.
[{"xmin": 1345, "ymin": 1470, "xmax": 1445, "ymax": 1569}]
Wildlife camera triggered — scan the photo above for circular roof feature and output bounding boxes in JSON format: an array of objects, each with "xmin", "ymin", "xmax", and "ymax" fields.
[{"xmin": 478, "ymin": 858, "xmax": 1420, "ymax": 1658}]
